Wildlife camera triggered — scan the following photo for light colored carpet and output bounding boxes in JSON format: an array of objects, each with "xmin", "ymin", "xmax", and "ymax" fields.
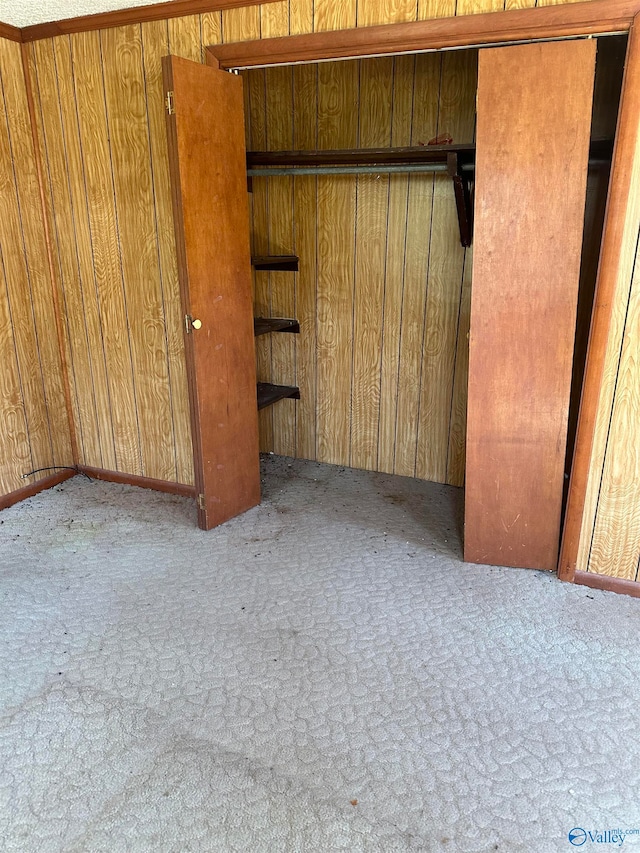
[{"xmin": 0, "ymin": 455, "xmax": 639, "ymax": 853}]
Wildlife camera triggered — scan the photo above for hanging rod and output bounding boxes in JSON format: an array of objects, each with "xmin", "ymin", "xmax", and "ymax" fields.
[{"xmin": 247, "ymin": 163, "xmax": 456, "ymax": 176}]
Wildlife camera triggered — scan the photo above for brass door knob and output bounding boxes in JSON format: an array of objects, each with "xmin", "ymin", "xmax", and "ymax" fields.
[{"xmin": 191, "ymin": 318, "xmax": 202, "ymax": 330}]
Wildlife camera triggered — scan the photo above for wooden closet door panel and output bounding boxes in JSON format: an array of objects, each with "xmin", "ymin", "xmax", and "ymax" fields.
[
  {"xmin": 163, "ymin": 55, "xmax": 260, "ymax": 530},
  {"xmin": 465, "ymin": 40, "xmax": 596, "ymax": 570}
]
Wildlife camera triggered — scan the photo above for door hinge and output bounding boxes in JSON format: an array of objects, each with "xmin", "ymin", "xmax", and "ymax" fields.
[
  {"xmin": 165, "ymin": 90, "xmax": 174, "ymax": 115},
  {"xmin": 197, "ymin": 493, "xmax": 206, "ymax": 511}
]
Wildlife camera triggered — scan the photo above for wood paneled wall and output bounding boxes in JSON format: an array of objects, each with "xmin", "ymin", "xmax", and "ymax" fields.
[
  {"xmin": 15, "ymin": 0, "xmax": 640, "ymax": 583},
  {"xmin": 0, "ymin": 37, "xmax": 71, "ymax": 499},
  {"xmin": 577, "ymin": 90, "xmax": 640, "ymax": 582},
  {"xmin": 245, "ymin": 52, "xmax": 476, "ymax": 485}
]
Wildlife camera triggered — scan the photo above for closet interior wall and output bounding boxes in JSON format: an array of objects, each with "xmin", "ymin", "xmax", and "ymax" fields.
[
  {"xmin": 244, "ymin": 51, "xmax": 477, "ymax": 486},
  {"xmin": 0, "ymin": 36, "xmax": 72, "ymax": 502}
]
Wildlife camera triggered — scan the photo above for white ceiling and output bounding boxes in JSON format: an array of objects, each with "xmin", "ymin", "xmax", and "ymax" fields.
[{"xmin": 1, "ymin": 0, "xmax": 163, "ymax": 27}]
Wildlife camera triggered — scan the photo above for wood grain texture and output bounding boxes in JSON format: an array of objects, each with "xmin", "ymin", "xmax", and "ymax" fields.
[
  {"xmin": 465, "ymin": 40, "xmax": 596, "ymax": 571},
  {"xmin": 210, "ymin": 0, "xmax": 638, "ymax": 69},
  {"xmin": 0, "ymin": 37, "xmax": 73, "ymax": 499},
  {"xmin": 316, "ymin": 59, "xmax": 358, "ymax": 466},
  {"xmin": 163, "ymin": 55, "xmax": 260, "ymax": 528},
  {"xmin": 0, "ymin": 41, "xmax": 56, "ymax": 481},
  {"xmin": 588, "ymin": 247, "xmax": 640, "ymax": 579},
  {"xmin": 415, "ymin": 49, "xmax": 476, "ymax": 484},
  {"xmin": 378, "ymin": 55, "xmax": 414, "ymax": 475},
  {"xmin": 21, "ymin": 0, "xmax": 278, "ymax": 42},
  {"xmin": 45, "ymin": 35, "xmax": 118, "ymax": 472},
  {"xmin": 265, "ymin": 65, "xmax": 296, "ymax": 456},
  {"xmin": 562, "ymin": 22, "xmax": 640, "ymax": 580},
  {"xmin": 168, "ymin": 16, "xmax": 202, "ymax": 61},
  {"xmin": 20, "ymin": 43, "xmax": 77, "ymax": 466},
  {"xmin": 350, "ymin": 57, "xmax": 393, "ymax": 472},
  {"xmin": 70, "ymin": 30, "xmax": 141, "ymax": 475},
  {"xmin": 28, "ymin": 40, "xmax": 91, "ymax": 464},
  {"xmin": 292, "ymin": 63, "xmax": 317, "ymax": 462},
  {"xmin": 246, "ymin": 69, "xmax": 273, "ymax": 451},
  {"xmin": 360, "ymin": 0, "xmax": 418, "ymax": 26},
  {"xmin": 314, "ymin": 0, "xmax": 356, "ymax": 33},
  {"xmin": 101, "ymin": 25, "xmax": 175, "ymax": 481},
  {"xmin": 394, "ymin": 53, "xmax": 440, "ymax": 477},
  {"xmin": 245, "ymin": 50, "xmax": 475, "ymax": 485},
  {"xmin": 141, "ymin": 19, "xmax": 194, "ymax": 485}
]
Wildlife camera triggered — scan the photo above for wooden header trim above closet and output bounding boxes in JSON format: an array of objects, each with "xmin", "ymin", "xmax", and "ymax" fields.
[
  {"xmin": 0, "ymin": 20, "xmax": 22, "ymax": 41},
  {"xmin": 20, "ymin": 0, "xmax": 277, "ymax": 42},
  {"xmin": 208, "ymin": 0, "xmax": 638, "ymax": 69}
]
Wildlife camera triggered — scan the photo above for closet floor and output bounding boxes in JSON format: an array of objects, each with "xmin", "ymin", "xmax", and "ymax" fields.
[{"xmin": 1, "ymin": 455, "xmax": 638, "ymax": 852}]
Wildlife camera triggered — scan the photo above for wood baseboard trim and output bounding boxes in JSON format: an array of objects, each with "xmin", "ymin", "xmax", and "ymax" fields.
[
  {"xmin": 0, "ymin": 470, "xmax": 76, "ymax": 511},
  {"xmin": 20, "ymin": 0, "xmax": 278, "ymax": 42},
  {"xmin": 573, "ymin": 569, "xmax": 640, "ymax": 598},
  {"xmin": 77, "ymin": 466, "xmax": 196, "ymax": 498},
  {"xmin": 0, "ymin": 21, "xmax": 22, "ymax": 41}
]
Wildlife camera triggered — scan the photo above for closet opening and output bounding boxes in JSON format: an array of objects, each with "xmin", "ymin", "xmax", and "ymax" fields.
[{"xmin": 231, "ymin": 34, "xmax": 625, "ymax": 569}]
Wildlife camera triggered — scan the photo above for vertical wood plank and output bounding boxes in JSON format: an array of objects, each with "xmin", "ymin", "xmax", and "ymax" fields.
[
  {"xmin": 101, "ymin": 25, "xmax": 176, "ymax": 482},
  {"xmin": 52, "ymin": 34, "xmax": 117, "ymax": 472},
  {"xmin": 394, "ymin": 53, "xmax": 440, "ymax": 477},
  {"xmin": 588, "ymin": 247, "xmax": 640, "ymax": 579},
  {"xmin": 0, "ymin": 43, "xmax": 33, "ymax": 494},
  {"xmin": 358, "ymin": 0, "xmax": 417, "ymax": 26},
  {"xmin": 167, "ymin": 15, "xmax": 202, "ymax": 61},
  {"xmin": 447, "ymin": 246, "xmax": 473, "ymax": 485},
  {"xmin": 567, "ymin": 25, "xmax": 640, "ymax": 577},
  {"xmin": 293, "ymin": 62, "xmax": 318, "ymax": 461},
  {"xmin": 30, "ymin": 38, "xmax": 98, "ymax": 467},
  {"xmin": 265, "ymin": 65, "xmax": 296, "ymax": 456},
  {"xmin": 466, "ymin": 41, "xmax": 596, "ymax": 570},
  {"xmin": 351, "ymin": 57, "xmax": 393, "ymax": 472},
  {"xmin": 200, "ymin": 12, "xmax": 222, "ymax": 47},
  {"xmin": 142, "ymin": 19, "xmax": 194, "ymax": 485},
  {"xmin": 0, "ymin": 41, "xmax": 53, "ymax": 476},
  {"xmin": 290, "ymin": 0, "xmax": 313, "ymax": 34},
  {"xmin": 247, "ymin": 68, "xmax": 273, "ymax": 451},
  {"xmin": 71, "ymin": 30, "xmax": 141, "ymax": 475},
  {"xmin": 316, "ymin": 59, "xmax": 358, "ymax": 465},
  {"xmin": 314, "ymin": 0, "xmax": 356, "ymax": 33},
  {"xmin": 261, "ymin": 1, "xmax": 289, "ymax": 38},
  {"xmin": 417, "ymin": 0, "xmax": 457, "ymax": 19},
  {"xmin": 416, "ymin": 49, "xmax": 476, "ymax": 484},
  {"xmin": 8, "ymin": 41, "xmax": 76, "ymax": 474},
  {"xmin": 222, "ymin": 7, "xmax": 260, "ymax": 42},
  {"xmin": 378, "ymin": 55, "xmax": 415, "ymax": 474}
]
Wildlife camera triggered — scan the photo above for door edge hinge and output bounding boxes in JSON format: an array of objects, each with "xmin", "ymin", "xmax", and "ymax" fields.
[
  {"xmin": 197, "ymin": 493, "xmax": 206, "ymax": 510},
  {"xmin": 165, "ymin": 90, "xmax": 174, "ymax": 115}
]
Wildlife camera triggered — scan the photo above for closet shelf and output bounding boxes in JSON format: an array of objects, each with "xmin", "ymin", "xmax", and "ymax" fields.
[
  {"xmin": 247, "ymin": 144, "xmax": 476, "ymax": 169},
  {"xmin": 251, "ymin": 255, "xmax": 299, "ymax": 272},
  {"xmin": 254, "ymin": 317, "xmax": 300, "ymax": 336},
  {"xmin": 257, "ymin": 382, "xmax": 300, "ymax": 410},
  {"xmin": 247, "ymin": 145, "xmax": 475, "ymax": 248}
]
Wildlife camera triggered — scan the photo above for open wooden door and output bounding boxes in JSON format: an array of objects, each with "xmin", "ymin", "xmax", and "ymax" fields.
[
  {"xmin": 465, "ymin": 40, "xmax": 596, "ymax": 570},
  {"xmin": 162, "ymin": 55, "xmax": 260, "ymax": 530}
]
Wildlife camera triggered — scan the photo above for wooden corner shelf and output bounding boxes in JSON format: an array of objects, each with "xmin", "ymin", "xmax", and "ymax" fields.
[
  {"xmin": 257, "ymin": 382, "xmax": 300, "ymax": 410},
  {"xmin": 251, "ymin": 255, "xmax": 299, "ymax": 272},
  {"xmin": 254, "ymin": 317, "xmax": 300, "ymax": 336}
]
